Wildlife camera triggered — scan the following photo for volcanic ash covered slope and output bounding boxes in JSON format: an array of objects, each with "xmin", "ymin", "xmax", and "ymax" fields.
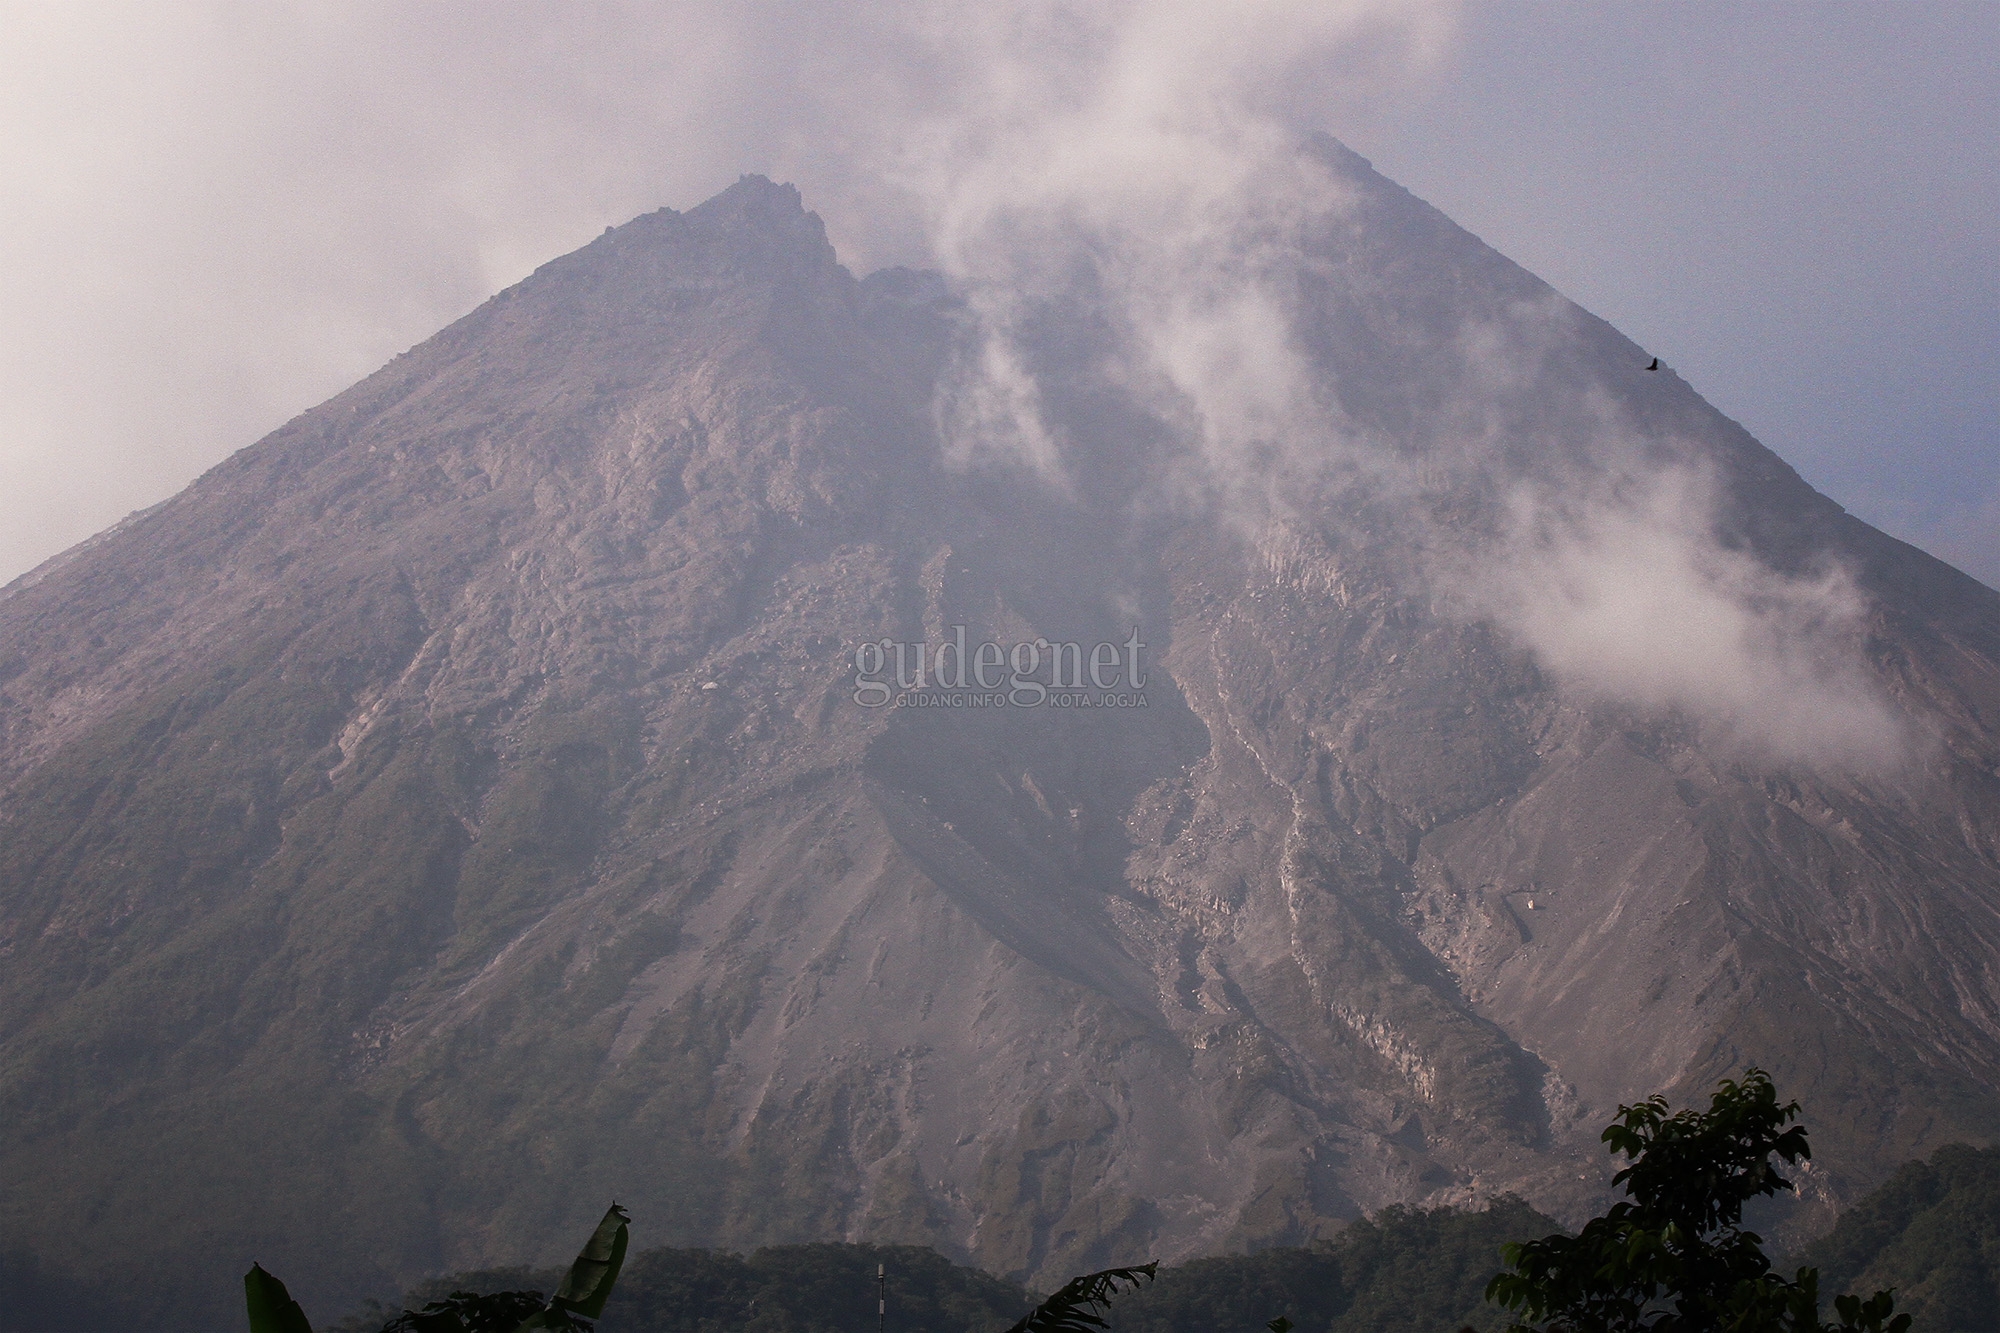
[{"xmin": 3, "ymin": 146, "xmax": 2000, "ymax": 1325}]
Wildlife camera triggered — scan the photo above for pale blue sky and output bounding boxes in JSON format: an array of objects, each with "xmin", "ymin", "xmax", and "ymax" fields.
[{"xmin": 1351, "ymin": 2, "xmax": 1998, "ymax": 584}]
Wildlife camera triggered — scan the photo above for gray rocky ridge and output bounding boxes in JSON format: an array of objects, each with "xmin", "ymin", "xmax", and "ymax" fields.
[{"xmin": 3, "ymin": 143, "xmax": 1999, "ymax": 1327}]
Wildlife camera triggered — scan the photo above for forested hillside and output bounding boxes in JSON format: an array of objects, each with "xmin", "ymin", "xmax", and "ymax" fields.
[
  {"xmin": 330, "ymin": 1200, "xmax": 1554, "ymax": 1333},
  {"xmin": 328, "ymin": 1244, "xmax": 1028, "ymax": 1333},
  {"xmin": 321, "ymin": 1153, "xmax": 2000, "ymax": 1333},
  {"xmin": 1108, "ymin": 1199, "xmax": 1556, "ymax": 1333},
  {"xmin": 1802, "ymin": 1143, "xmax": 2000, "ymax": 1333}
]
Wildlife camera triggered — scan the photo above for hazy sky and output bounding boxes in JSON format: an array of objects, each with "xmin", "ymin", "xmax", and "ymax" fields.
[{"xmin": 1, "ymin": 1, "xmax": 1993, "ymax": 588}]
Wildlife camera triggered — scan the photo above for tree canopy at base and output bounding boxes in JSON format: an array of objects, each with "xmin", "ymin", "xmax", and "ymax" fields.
[
  {"xmin": 333, "ymin": 1200, "xmax": 1555, "ymax": 1333},
  {"xmin": 1801, "ymin": 1141, "xmax": 2000, "ymax": 1333},
  {"xmin": 1108, "ymin": 1198, "xmax": 1559, "ymax": 1333},
  {"xmin": 1487, "ymin": 1070, "xmax": 1908, "ymax": 1333}
]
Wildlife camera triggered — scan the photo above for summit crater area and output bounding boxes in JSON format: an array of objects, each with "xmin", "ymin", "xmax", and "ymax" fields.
[{"xmin": 4, "ymin": 144, "xmax": 2000, "ymax": 1327}]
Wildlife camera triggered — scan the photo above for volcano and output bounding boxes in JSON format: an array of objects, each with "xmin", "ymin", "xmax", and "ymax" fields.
[{"xmin": 4, "ymin": 140, "xmax": 2000, "ymax": 1328}]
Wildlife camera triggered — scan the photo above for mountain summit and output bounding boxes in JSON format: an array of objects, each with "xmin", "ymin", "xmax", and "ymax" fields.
[{"xmin": 4, "ymin": 150, "xmax": 2000, "ymax": 1327}]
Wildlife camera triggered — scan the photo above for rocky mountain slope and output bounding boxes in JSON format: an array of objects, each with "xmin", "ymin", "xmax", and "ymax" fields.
[{"xmin": 4, "ymin": 141, "xmax": 2000, "ymax": 1327}]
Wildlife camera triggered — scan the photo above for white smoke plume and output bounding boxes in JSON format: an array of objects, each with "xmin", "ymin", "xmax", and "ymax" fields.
[
  {"xmin": 907, "ymin": 1, "xmax": 1432, "ymax": 502},
  {"xmin": 1459, "ymin": 466, "xmax": 1907, "ymax": 767},
  {"xmin": 0, "ymin": 0, "xmax": 1912, "ymax": 768},
  {"xmin": 871, "ymin": 0, "xmax": 1909, "ymax": 770}
]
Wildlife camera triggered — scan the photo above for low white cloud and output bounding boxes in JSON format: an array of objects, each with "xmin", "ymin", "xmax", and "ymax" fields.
[
  {"xmin": 1457, "ymin": 466, "xmax": 1908, "ymax": 767},
  {"xmin": 873, "ymin": 2, "xmax": 1910, "ymax": 769}
]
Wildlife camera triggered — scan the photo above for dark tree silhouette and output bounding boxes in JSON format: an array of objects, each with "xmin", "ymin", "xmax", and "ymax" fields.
[
  {"xmin": 1007, "ymin": 1264, "xmax": 1158, "ymax": 1333},
  {"xmin": 246, "ymin": 1204, "xmax": 629, "ymax": 1333},
  {"xmin": 1486, "ymin": 1071, "xmax": 1907, "ymax": 1333}
]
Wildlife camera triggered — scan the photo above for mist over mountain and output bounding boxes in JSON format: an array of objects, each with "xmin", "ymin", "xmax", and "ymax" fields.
[{"xmin": 3, "ymin": 139, "xmax": 2000, "ymax": 1329}]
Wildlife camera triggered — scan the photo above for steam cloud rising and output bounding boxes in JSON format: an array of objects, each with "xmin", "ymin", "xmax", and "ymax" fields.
[
  {"xmin": 1462, "ymin": 468, "xmax": 1905, "ymax": 767},
  {"xmin": 1, "ymin": 0, "xmax": 1913, "ymax": 768},
  {"xmin": 874, "ymin": 1, "xmax": 1907, "ymax": 768}
]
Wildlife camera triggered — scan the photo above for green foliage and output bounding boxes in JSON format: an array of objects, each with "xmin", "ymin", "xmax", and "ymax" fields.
[
  {"xmin": 248, "ymin": 1203, "xmax": 628, "ymax": 1333},
  {"xmin": 1486, "ymin": 1070, "xmax": 1909, "ymax": 1333},
  {"xmin": 247, "ymin": 1263, "xmax": 315, "ymax": 1333},
  {"xmin": 579, "ymin": 1248, "xmax": 746, "ymax": 1333},
  {"xmin": 1332, "ymin": 1199, "xmax": 1561, "ymax": 1333},
  {"xmin": 1107, "ymin": 1247, "xmax": 1345, "ymax": 1333},
  {"xmin": 326, "ymin": 1269, "xmax": 561, "ymax": 1333},
  {"xmin": 547, "ymin": 1204, "xmax": 633, "ymax": 1323},
  {"xmin": 735, "ymin": 1244, "xmax": 1029, "ymax": 1333},
  {"xmin": 1107, "ymin": 1198, "xmax": 1559, "ymax": 1333},
  {"xmin": 1006, "ymin": 1264, "xmax": 1157, "ymax": 1333},
  {"xmin": 341, "ymin": 1242, "xmax": 1031, "ymax": 1333},
  {"xmin": 379, "ymin": 1290, "xmax": 549, "ymax": 1333},
  {"xmin": 1801, "ymin": 1141, "xmax": 2000, "ymax": 1332}
]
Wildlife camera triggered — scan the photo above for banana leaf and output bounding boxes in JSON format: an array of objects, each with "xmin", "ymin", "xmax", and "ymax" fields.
[
  {"xmin": 243, "ymin": 1203, "xmax": 629, "ymax": 1333},
  {"xmin": 245, "ymin": 1263, "xmax": 315, "ymax": 1333},
  {"xmin": 510, "ymin": 1203, "xmax": 633, "ymax": 1331},
  {"xmin": 549, "ymin": 1202, "xmax": 630, "ymax": 1320},
  {"xmin": 1005, "ymin": 1263, "xmax": 1157, "ymax": 1333}
]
